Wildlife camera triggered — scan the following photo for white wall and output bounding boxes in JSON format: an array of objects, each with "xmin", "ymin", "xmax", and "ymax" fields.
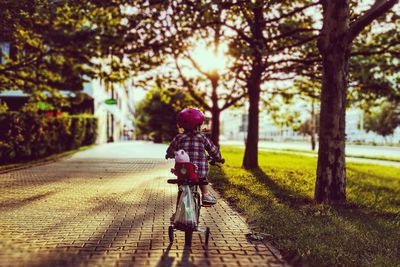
[{"xmin": 84, "ymin": 78, "xmax": 135, "ymax": 144}]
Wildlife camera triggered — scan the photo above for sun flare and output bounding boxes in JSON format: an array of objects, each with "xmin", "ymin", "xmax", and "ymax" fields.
[{"xmin": 191, "ymin": 42, "xmax": 230, "ymax": 73}]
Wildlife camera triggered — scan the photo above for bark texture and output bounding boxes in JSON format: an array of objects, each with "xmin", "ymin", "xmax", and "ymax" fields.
[
  {"xmin": 315, "ymin": 0, "xmax": 398, "ymax": 204},
  {"xmin": 311, "ymin": 99, "xmax": 316, "ymax": 151},
  {"xmin": 210, "ymin": 106, "xmax": 220, "ymax": 147},
  {"xmin": 243, "ymin": 65, "xmax": 262, "ymax": 169},
  {"xmin": 315, "ymin": 0, "xmax": 350, "ymax": 204},
  {"xmin": 242, "ymin": 2, "xmax": 264, "ymax": 169}
]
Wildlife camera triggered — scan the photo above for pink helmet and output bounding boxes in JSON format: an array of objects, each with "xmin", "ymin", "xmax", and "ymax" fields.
[{"xmin": 177, "ymin": 108, "xmax": 205, "ymax": 130}]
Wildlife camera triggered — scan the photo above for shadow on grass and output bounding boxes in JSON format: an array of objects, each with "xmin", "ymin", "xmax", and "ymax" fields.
[
  {"xmin": 346, "ymin": 166, "xmax": 400, "ymax": 219},
  {"xmin": 253, "ymin": 167, "xmax": 399, "ymax": 220},
  {"xmin": 347, "ymin": 166, "xmax": 400, "ymax": 192},
  {"xmin": 209, "ymin": 165, "xmax": 400, "ymax": 267},
  {"xmin": 250, "ymin": 168, "xmax": 312, "ymax": 207}
]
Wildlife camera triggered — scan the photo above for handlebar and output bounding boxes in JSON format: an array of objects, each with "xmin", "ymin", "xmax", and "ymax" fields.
[
  {"xmin": 166, "ymin": 154, "xmax": 225, "ymax": 165},
  {"xmin": 167, "ymin": 179, "xmax": 209, "ymax": 186},
  {"xmin": 207, "ymin": 156, "xmax": 225, "ymax": 166}
]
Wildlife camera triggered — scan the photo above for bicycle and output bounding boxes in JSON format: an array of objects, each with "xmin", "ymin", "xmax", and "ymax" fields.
[{"xmin": 166, "ymin": 157, "xmax": 224, "ymax": 246}]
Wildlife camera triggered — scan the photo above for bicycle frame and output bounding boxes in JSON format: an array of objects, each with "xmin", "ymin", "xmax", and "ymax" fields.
[
  {"xmin": 167, "ymin": 179, "xmax": 210, "ymax": 246},
  {"xmin": 166, "ymin": 156, "xmax": 224, "ymax": 246},
  {"xmin": 175, "ymin": 185, "xmax": 201, "ymax": 228}
]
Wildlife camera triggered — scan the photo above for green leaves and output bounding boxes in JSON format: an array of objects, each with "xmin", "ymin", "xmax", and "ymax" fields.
[
  {"xmin": 135, "ymin": 86, "xmax": 197, "ymax": 143},
  {"xmin": 0, "ymin": 112, "xmax": 97, "ymax": 163},
  {"xmin": 0, "ymin": 0, "xmax": 130, "ymax": 100},
  {"xmin": 364, "ymin": 102, "xmax": 400, "ymax": 138}
]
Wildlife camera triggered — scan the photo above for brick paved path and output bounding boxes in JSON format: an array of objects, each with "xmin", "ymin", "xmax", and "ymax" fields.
[{"xmin": 0, "ymin": 142, "xmax": 287, "ymax": 267}]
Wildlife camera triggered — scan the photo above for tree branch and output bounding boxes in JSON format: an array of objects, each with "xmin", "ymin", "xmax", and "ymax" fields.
[
  {"xmin": 274, "ymin": 35, "xmax": 319, "ymax": 53},
  {"xmin": 268, "ymin": 57, "xmax": 321, "ymax": 66},
  {"xmin": 221, "ymin": 93, "xmax": 246, "ymax": 110},
  {"xmin": 264, "ymin": 28, "xmax": 319, "ymax": 43},
  {"xmin": 0, "ymin": 54, "xmax": 44, "ymax": 74},
  {"xmin": 222, "ymin": 23, "xmax": 255, "ymax": 45},
  {"xmin": 173, "ymin": 56, "xmax": 211, "ymax": 111},
  {"xmin": 348, "ymin": 0, "xmax": 399, "ymax": 42},
  {"xmin": 351, "ymin": 40, "xmax": 400, "ymax": 56},
  {"xmin": 265, "ymin": 75, "xmax": 298, "ymax": 82},
  {"xmin": 265, "ymin": 2, "xmax": 320, "ymax": 24}
]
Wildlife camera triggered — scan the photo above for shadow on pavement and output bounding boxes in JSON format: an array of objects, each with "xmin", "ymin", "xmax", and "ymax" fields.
[
  {"xmin": 156, "ymin": 243, "xmax": 174, "ymax": 267},
  {"xmin": 178, "ymin": 248, "xmax": 195, "ymax": 267},
  {"xmin": 0, "ymin": 191, "xmax": 55, "ymax": 211},
  {"xmin": 0, "ymin": 158, "xmax": 173, "ymax": 267},
  {"xmin": 27, "ymin": 191, "xmax": 169, "ymax": 267}
]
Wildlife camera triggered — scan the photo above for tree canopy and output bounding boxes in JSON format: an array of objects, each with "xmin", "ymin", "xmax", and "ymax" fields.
[
  {"xmin": 1, "ymin": 0, "xmax": 399, "ymax": 206},
  {"xmin": 1, "ymin": 1, "xmax": 119, "ymax": 93},
  {"xmin": 364, "ymin": 101, "xmax": 400, "ymax": 139},
  {"xmin": 135, "ymin": 87, "xmax": 197, "ymax": 143}
]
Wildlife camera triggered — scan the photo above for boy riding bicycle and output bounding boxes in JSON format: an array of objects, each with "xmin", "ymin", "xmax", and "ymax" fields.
[{"xmin": 166, "ymin": 108, "xmax": 223, "ymax": 205}]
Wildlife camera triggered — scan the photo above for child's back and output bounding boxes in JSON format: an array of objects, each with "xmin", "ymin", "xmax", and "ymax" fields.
[
  {"xmin": 167, "ymin": 131, "xmax": 220, "ymax": 179},
  {"xmin": 166, "ymin": 107, "xmax": 223, "ymax": 205}
]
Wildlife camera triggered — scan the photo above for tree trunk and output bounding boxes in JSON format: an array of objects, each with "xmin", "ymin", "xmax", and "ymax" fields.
[
  {"xmin": 243, "ymin": 66, "xmax": 262, "ymax": 169},
  {"xmin": 211, "ymin": 108, "xmax": 220, "ymax": 147},
  {"xmin": 315, "ymin": 0, "xmax": 350, "ymax": 204},
  {"xmin": 210, "ymin": 72, "xmax": 220, "ymax": 147},
  {"xmin": 242, "ymin": 2, "xmax": 264, "ymax": 169},
  {"xmin": 310, "ymin": 98, "xmax": 316, "ymax": 151}
]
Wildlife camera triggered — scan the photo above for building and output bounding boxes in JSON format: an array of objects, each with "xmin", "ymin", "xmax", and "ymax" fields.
[
  {"xmin": 0, "ymin": 82, "xmax": 135, "ymax": 145},
  {"xmin": 346, "ymin": 108, "xmax": 400, "ymax": 143},
  {"xmin": 83, "ymin": 78, "xmax": 135, "ymax": 144},
  {"xmin": 221, "ymin": 107, "xmax": 400, "ymax": 144},
  {"xmin": 221, "ymin": 108, "xmax": 307, "ymax": 142},
  {"xmin": 0, "ymin": 42, "xmax": 11, "ymax": 64},
  {"xmin": 1, "ymin": 37, "xmax": 135, "ymax": 144}
]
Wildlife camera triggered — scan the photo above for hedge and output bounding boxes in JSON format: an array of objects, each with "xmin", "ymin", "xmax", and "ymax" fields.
[{"xmin": 0, "ymin": 112, "xmax": 97, "ymax": 164}]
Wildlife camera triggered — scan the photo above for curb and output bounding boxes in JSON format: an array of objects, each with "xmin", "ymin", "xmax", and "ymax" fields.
[
  {"xmin": 209, "ymin": 184, "xmax": 291, "ymax": 266},
  {"xmin": 0, "ymin": 146, "xmax": 94, "ymax": 174}
]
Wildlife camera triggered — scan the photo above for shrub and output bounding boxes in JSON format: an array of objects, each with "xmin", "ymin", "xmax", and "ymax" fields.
[{"xmin": 0, "ymin": 112, "xmax": 97, "ymax": 164}]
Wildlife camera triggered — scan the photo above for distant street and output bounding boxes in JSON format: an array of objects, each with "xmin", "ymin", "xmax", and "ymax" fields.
[
  {"xmin": 72, "ymin": 141, "xmax": 168, "ymax": 159},
  {"xmin": 222, "ymin": 140, "xmax": 400, "ymax": 167}
]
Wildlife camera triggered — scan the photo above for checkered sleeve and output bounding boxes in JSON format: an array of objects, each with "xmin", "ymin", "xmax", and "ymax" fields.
[
  {"xmin": 166, "ymin": 135, "xmax": 180, "ymax": 158},
  {"xmin": 203, "ymin": 135, "xmax": 221, "ymax": 160}
]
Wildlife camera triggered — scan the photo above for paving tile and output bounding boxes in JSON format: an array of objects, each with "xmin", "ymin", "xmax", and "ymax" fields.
[{"xmin": 0, "ymin": 143, "xmax": 288, "ymax": 267}]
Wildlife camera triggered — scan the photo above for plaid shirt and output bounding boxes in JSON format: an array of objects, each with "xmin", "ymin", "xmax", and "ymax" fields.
[{"xmin": 166, "ymin": 132, "xmax": 221, "ymax": 179}]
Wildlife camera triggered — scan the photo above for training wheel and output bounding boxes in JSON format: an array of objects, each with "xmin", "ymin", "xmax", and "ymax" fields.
[
  {"xmin": 168, "ymin": 226, "xmax": 174, "ymax": 243},
  {"xmin": 205, "ymin": 227, "xmax": 210, "ymax": 245}
]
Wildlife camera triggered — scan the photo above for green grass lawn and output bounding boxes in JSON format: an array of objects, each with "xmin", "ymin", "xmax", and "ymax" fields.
[
  {"xmin": 265, "ymin": 148, "xmax": 400, "ymax": 162},
  {"xmin": 209, "ymin": 146, "xmax": 400, "ymax": 267}
]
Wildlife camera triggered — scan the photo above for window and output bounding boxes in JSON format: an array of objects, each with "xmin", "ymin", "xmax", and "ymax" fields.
[{"xmin": 0, "ymin": 42, "xmax": 11, "ymax": 64}]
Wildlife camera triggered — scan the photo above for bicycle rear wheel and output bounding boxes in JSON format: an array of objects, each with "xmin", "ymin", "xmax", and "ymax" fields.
[{"xmin": 184, "ymin": 230, "xmax": 193, "ymax": 246}]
